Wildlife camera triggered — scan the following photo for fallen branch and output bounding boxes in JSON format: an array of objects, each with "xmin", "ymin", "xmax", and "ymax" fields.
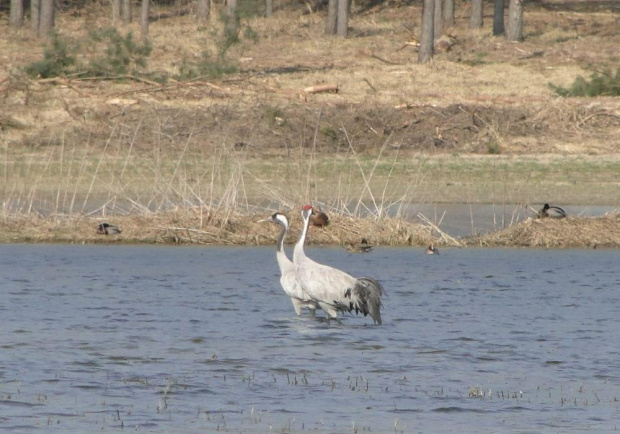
[
  {"xmin": 370, "ymin": 53, "xmax": 402, "ymax": 65},
  {"xmin": 303, "ymin": 84, "xmax": 339, "ymax": 94}
]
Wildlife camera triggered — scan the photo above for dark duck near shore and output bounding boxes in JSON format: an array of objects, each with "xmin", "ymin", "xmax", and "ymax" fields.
[
  {"xmin": 347, "ymin": 238, "xmax": 374, "ymax": 253},
  {"xmin": 97, "ymin": 223, "xmax": 122, "ymax": 235},
  {"xmin": 537, "ymin": 203, "xmax": 567, "ymax": 219}
]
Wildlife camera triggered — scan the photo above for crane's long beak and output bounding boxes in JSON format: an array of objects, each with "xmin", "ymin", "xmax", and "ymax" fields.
[{"xmin": 256, "ymin": 218, "xmax": 270, "ymax": 223}]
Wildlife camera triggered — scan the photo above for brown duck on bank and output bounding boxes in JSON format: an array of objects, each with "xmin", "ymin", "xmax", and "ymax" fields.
[
  {"xmin": 347, "ymin": 238, "xmax": 374, "ymax": 253},
  {"xmin": 310, "ymin": 208, "xmax": 330, "ymax": 228},
  {"xmin": 537, "ymin": 203, "xmax": 567, "ymax": 219},
  {"xmin": 97, "ymin": 223, "xmax": 122, "ymax": 235}
]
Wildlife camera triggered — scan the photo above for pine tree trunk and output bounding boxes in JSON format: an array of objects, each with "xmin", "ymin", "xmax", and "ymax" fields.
[
  {"xmin": 265, "ymin": 0, "xmax": 273, "ymax": 17},
  {"xmin": 10, "ymin": 0, "xmax": 24, "ymax": 27},
  {"xmin": 493, "ymin": 0, "xmax": 505, "ymax": 35},
  {"xmin": 506, "ymin": 0, "xmax": 523, "ymax": 41},
  {"xmin": 336, "ymin": 0, "xmax": 349, "ymax": 38},
  {"xmin": 434, "ymin": 0, "xmax": 443, "ymax": 39},
  {"xmin": 418, "ymin": 0, "xmax": 435, "ymax": 63},
  {"xmin": 444, "ymin": 0, "xmax": 455, "ymax": 27},
  {"xmin": 122, "ymin": 0, "xmax": 132, "ymax": 24},
  {"xmin": 225, "ymin": 0, "xmax": 239, "ymax": 41},
  {"xmin": 325, "ymin": 0, "xmax": 337, "ymax": 34},
  {"xmin": 38, "ymin": 0, "xmax": 55, "ymax": 37},
  {"xmin": 31, "ymin": 0, "xmax": 40, "ymax": 35},
  {"xmin": 140, "ymin": 0, "xmax": 150, "ymax": 40},
  {"xmin": 197, "ymin": 0, "xmax": 210, "ymax": 22},
  {"xmin": 112, "ymin": 0, "xmax": 121, "ymax": 23},
  {"xmin": 470, "ymin": 0, "xmax": 483, "ymax": 28}
]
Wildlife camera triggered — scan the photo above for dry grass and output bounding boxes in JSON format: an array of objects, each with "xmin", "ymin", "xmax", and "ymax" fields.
[
  {"xmin": 3, "ymin": 208, "xmax": 618, "ymax": 248},
  {"xmin": 469, "ymin": 212, "xmax": 620, "ymax": 248},
  {"xmin": 0, "ymin": 207, "xmax": 437, "ymax": 246}
]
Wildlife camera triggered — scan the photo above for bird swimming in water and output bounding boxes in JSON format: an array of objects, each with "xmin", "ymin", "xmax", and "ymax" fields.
[
  {"xmin": 347, "ymin": 238, "xmax": 374, "ymax": 253},
  {"xmin": 294, "ymin": 205, "xmax": 385, "ymax": 325},
  {"xmin": 261, "ymin": 212, "xmax": 320, "ymax": 317},
  {"xmin": 309, "ymin": 207, "xmax": 330, "ymax": 228},
  {"xmin": 97, "ymin": 223, "xmax": 122, "ymax": 235},
  {"xmin": 537, "ymin": 203, "xmax": 567, "ymax": 219},
  {"xmin": 426, "ymin": 245, "xmax": 438, "ymax": 255}
]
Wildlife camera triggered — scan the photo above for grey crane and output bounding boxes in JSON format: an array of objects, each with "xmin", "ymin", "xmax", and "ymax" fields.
[
  {"xmin": 263, "ymin": 212, "xmax": 320, "ymax": 316},
  {"xmin": 293, "ymin": 205, "xmax": 385, "ymax": 325}
]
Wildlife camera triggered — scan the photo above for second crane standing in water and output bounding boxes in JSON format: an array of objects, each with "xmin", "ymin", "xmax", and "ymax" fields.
[{"xmin": 293, "ymin": 205, "xmax": 385, "ymax": 325}]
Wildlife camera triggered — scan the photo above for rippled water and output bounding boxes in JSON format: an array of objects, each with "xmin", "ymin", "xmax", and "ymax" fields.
[{"xmin": 1, "ymin": 245, "xmax": 619, "ymax": 433}]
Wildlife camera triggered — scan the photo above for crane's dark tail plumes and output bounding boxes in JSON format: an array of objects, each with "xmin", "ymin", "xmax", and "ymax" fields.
[{"xmin": 352, "ymin": 277, "xmax": 385, "ymax": 325}]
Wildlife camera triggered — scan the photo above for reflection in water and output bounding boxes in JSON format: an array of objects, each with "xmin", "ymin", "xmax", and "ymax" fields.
[{"xmin": 1, "ymin": 245, "xmax": 619, "ymax": 432}]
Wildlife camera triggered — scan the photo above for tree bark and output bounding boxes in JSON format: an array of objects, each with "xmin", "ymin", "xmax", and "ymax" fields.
[
  {"xmin": 493, "ymin": 0, "xmax": 505, "ymax": 35},
  {"xmin": 225, "ymin": 0, "xmax": 239, "ymax": 40},
  {"xmin": 122, "ymin": 0, "xmax": 132, "ymax": 24},
  {"xmin": 140, "ymin": 0, "xmax": 150, "ymax": 40},
  {"xmin": 506, "ymin": 0, "xmax": 524, "ymax": 41},
  {"xmin": 418, "ymin": 0, "xmax": 435, "ymax": 63},
  {"xmin": 444, "ymin": 0, "xmax": 455, "ymax": 27},
  {"xmin": 197, "ymin": 0, "xmax": 210, "ymax": 22},
  {"xmin": 265, "ymin": 0, "xmax": 273, "ymax": 17},
  {"xmin": 38, "ymin": 0, "xmax": 55, "ymax": 37},
  {"xmin": 112, "ymin": 0, "xmax": 121, "ymax": 23},
  {"xmin": 470, "ymin": 0, "xmax": 483, "ymax": 29},
  {"xmin": 31, "ymin": 0, "xmax": 40, "ymax": 35},
  {"xmin": 434, "ymin": 0, "xmax": 443, "ymax": 39},
  {"xmin": 10, "ymin": 0, "xmax": 24, "ymax": 27},
  {"xmin": 336, "ymin": 0, "xmax": 349, "ymax": 38},
  {"xmin": 325, "ymin": 0, "xmax": 337, "ymax": 34}
]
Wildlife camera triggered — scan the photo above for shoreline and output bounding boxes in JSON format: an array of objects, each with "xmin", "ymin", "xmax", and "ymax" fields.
[{"xmin": 1, "ymin": 211, "xmax": 618, "ymax": 248}]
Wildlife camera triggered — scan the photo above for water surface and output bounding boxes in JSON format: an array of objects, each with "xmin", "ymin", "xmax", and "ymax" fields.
[{"xmin": 1, "ymin": 245, "xmax": 619, "ymax": 432}]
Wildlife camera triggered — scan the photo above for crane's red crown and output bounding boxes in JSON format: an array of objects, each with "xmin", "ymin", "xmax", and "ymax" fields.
[{"xmin": 302, "ymin": 204, "xmax": 313, "ymax": 211}]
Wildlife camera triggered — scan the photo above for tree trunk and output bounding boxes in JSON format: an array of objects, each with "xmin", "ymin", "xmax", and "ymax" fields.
[
  {"xmin": 325, "ymin": 0, "xmax": 337, "ymax": 35},
  {"xmin": 140, "ymin": 0, "xmax": 150, "ymax": 40},
  {"xmin": 493, "ymin": 0, "xmax": 505, "ymax": 35},
  {"xmin": 38, "ymin": 0, "xmax": 55, "ymax": 37},
  {"xmin": 122, "ymin": 0, "xmax": 132, "ymax": 24},
  {"xmin": 265, "ymin": 0, "xmax": 273, "ymax": 17},
  {"xmin": 10, "ymin": 0, "xmax": 24, "ymax": 27},
  {"xmin": 418, "ymin": 0, "xmax": 434, "ymax": 63},
  {"xmin": 197, "ymin": 0, "xmax": 210, "ymax": 22},
  {"xmin": 433, "ymin": 0, "xmax": 443, "ymax": 39},
  {"xmin": 112, "ymin": 0, "xmax": 121, "ymax": 23},
  {"xmin": 225, "ymin": 0, "xmax": 239, "ymax": 40},
  {"xmin": 31, "ymin": 0, "xmax": 40, "ymax": 35},
  {"xmin": 470, "ymin": 0, "xmax": 483, "ymax": 28},
  {"xmin": 506, "ymin": 0, "xmax": 523, "ymax": 41},
  {"xmin": 444, "ymin": 0, "xmax": 455, "ymax": 27},
  {"xmin": 336, "ymin": 0, "xmax": 348, "ymax": 38}
]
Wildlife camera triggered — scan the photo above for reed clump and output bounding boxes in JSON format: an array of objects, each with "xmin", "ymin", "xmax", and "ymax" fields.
[
  {"xmin": 0, "ymin": 208, "xmax": 439, "ymax": 247},
  {"xmin": 467, "ymin": 212, "xmax": 620, "ymax": 248}
]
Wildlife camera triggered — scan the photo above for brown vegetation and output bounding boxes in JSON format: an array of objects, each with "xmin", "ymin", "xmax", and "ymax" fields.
[
  {"xmin": 1, "ymin": 209, "xmax": 618, "ymax": 248},
  {"xmin": 468, "ymin": 212, "xmax": 620, "ymax": 248}
]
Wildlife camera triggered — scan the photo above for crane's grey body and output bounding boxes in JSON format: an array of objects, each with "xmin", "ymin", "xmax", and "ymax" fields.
[
  {"xmin": 293, "ymin": 206, "xmax": 384, "ymax": 325},
  {"xmin": 268, "ymin": 213, "xmax": 320, "ymax": 316}
]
